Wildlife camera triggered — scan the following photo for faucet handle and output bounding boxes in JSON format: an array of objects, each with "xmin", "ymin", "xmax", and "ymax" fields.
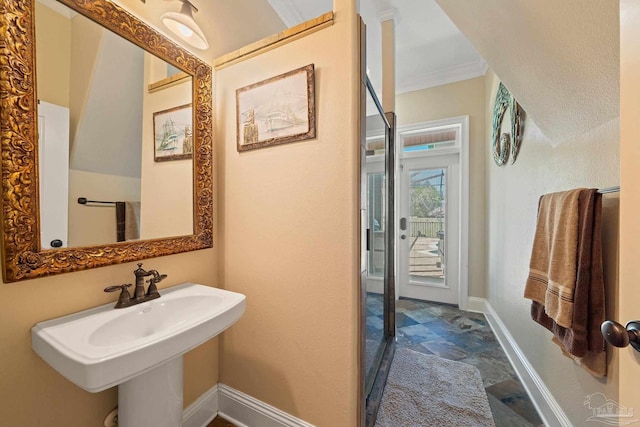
[
  {"xmin": 104, "ymin": 284, "xmax": 133, "ymax": 308},
  {"xmin": 154, "ymin": 272, "xmax": 168, "ymax": 282},
  {"xmin": 146, "ymin": 273, "xmax": 167, "ymax": 298},
  {"xmin": 104, "ymin": 284, "xmax": 131, "ymax": 293}
]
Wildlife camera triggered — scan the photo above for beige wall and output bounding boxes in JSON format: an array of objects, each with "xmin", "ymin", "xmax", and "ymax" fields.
[
  {"xmin": 35, "ymin": 1, "xmax": 71, "ymax": 107},
  {"xmin": 484, "ymin": 69, "xmax": 620, "ymax": 424},
  {"xmin": 396, "ymin": 76, "xmax": 487, "ymax": 298},
  {"xmin": 67, "ymin": 170, "xmax": 141, "ymax": 246},
  {"xmin": 381, "ymin": 18, "xmax": 395, "ymax": 112},
  {"xmin": 140, "ymin": 54, "xmax": 194, "ymax": 240},
  {"xmin": 619, "ymin": 0, "xmax": 640, "ymax": 412},
  {"xmin": 215, "ymin": 0, "xmax": 360, "ymax": 425},
  {"xmin": 209, "ymin": 0, "xmax": 286, "ymax": 58},
  {"xmin": 0, "ymin": 1, "xmax": 218, "ymax": 425}
]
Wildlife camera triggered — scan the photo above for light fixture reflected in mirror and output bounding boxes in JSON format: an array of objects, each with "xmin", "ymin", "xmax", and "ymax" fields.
[{"xmin": 161, "ymin": 0, "xmax": 209, "ymax": 50}]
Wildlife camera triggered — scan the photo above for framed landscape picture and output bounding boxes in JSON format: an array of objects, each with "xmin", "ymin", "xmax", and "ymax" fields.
[
  {"xmin": 153, "ymin": 104, "xmax": 193, "ymax": 161},
  {"xmin": 236, "ymin": 64, "xmax": 316, "ymax": 152}
]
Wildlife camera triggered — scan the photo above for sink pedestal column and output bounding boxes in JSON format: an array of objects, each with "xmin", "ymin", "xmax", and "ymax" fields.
[{"xmin": 118, "ymin": 356, "xmax": 184, "ymax": 427}]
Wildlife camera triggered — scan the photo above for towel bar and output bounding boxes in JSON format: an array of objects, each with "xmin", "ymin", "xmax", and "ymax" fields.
[
  {"xmin": 601, "ymin": 320, "xmax": 640, "ymax": 352},
  {"xmin": 78, "ymin": 197, "xmax": 116, "ymax": 206},
  {"xmin": 598, "ymin": 186, "xmax": 620, "ymax": 194}
]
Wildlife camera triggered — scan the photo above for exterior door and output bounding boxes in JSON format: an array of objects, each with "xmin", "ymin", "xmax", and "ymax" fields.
[
  {"xmin": 399, "ymin": 153, "xmax": 460, "ymax": 304},
  {"xmin": 38, "ymin": 101, "xmax": 70, "ymax": 249}
]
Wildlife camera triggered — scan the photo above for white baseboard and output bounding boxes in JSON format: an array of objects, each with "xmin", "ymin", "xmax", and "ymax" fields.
[
  {"xmin": 218, "ymin": 384, "xmax": 315, "ymax": 427},
  {"xmin": 181, "ymin": 383, "xmax": 314, "ymax": 427},
  {"xmin": 483, "ymin": 301, "xmax": 572, "ymax": 427},
  {"xmin": 465, "ymin": 296, "xmax": 487, "ymax": 313},
  {"xmin": 366, "ymin": 277, "xmax": 384, "ymax": 295},
  {"xmin": 183, "ymin": 384, "xmax": 219, "ymax": 427}
]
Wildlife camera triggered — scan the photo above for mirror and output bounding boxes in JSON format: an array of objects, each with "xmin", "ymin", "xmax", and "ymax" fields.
[
  {"xmin": 36, "ymin": 0, "xmax": 194, "ymax": 249},
  {"xmin": 0, "ymin": 0, "xmax": 213, "ymax": 282}
]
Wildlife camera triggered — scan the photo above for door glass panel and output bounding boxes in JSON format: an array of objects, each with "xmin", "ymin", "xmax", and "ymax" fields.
[
  {"xmin": 409, "ymin": 168, "xmax": 446, "ymax": 283},
  {"xmin": 402, "ymin": 127, "xmax": 457, "ymax": 153}
]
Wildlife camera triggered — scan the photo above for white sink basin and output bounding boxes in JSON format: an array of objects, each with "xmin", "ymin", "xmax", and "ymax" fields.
[{"xmin": 32, "ymin": 283, "xmax": 245, "ymax": 393}]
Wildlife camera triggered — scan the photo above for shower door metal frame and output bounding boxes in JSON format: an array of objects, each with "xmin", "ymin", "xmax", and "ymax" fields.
[
  {"xmin": 364, "ymin": 107, "xmax": 396, "ymax": 427},
  {"xmin": 358, "ymin": 16, "xmax": 396, "ymax": 427}
]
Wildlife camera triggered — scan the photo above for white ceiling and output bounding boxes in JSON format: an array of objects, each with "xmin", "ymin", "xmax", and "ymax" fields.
[{"xmin": 266, "ymin": 0, "xmax": 487, "ymax": 95}]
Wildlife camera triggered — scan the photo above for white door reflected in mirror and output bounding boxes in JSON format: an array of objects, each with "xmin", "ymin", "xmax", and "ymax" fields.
[{"xmin": 38, "ymin": 101, "xmax": 70, "ymax": 250}]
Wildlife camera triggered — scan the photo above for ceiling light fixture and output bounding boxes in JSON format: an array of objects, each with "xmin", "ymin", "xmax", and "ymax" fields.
[{"xmin": 161, "ymin": 0, "xmax": 209, "ymax": 50}]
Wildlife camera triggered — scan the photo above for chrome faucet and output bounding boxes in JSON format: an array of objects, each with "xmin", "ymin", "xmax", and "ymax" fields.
[{"xmin": 104, "ymin": 263, "xmax": 167, "ymax": 308}]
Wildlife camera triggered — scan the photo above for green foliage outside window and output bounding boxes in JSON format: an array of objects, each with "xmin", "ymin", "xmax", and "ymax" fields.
[{"xmin": 411, "ymin": 185, "xmax": 443, "ymax": 218}]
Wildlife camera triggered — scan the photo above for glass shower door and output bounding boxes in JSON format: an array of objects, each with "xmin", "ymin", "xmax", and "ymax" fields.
[
  {"xmin": 361, "ymin": 76, "xmax": 395, "ymax": 425},
  {"xmin": 365, "ymin": 169, "xmax": 385, "ymax": 392}
]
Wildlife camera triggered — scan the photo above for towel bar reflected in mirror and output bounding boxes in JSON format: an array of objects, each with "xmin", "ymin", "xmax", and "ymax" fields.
[
  {"xmin": 601, "ymin": 320, "xmax": 640, "ymax": 351},
  {"xmin": 77, "ymin": 197, "xmax": 117, "ymax": 206}
]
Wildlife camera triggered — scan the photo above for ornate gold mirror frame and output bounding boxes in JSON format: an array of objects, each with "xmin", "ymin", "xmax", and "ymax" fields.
[{"xmin": 0, "ymin": 0, "xmax": 213, "ymax": 282}]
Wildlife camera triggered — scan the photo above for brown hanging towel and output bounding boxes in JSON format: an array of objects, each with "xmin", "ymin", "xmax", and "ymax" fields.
[
  {"xmin": 115, "ymin": 202, "xmax": 126, "ymax": 242},
  {"xmin": 524, "ymin": 188, "xmax": 606, "ymax": 377}
]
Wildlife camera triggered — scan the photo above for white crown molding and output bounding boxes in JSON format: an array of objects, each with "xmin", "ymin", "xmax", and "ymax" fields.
[
  {"xmin": 397, "ymin": 58, "xmax": 488, "ymax": 94},
  {"xmin": 267, "ymin": 0, "xmax": 304, "ymax": 28}
]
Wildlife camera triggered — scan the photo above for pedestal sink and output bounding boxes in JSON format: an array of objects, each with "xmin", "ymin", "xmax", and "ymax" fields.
[{"xmin": 32, "ymin": 283, "xmax": 246, "ymax": 427}]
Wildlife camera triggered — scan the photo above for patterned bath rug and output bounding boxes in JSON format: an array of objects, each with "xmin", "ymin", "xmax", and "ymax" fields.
[{"xmin": 375, "ymin": 348, "xmax": 495, "ymax": 427}]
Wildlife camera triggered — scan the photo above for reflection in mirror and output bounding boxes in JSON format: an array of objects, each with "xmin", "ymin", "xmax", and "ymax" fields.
[
  {"xmin": 35, "ymin": 0, "xmax": 194, "ymax": 249},
  {"xmin": 1, "ymin": 0, "xmax": 212, "ymax": 282}
]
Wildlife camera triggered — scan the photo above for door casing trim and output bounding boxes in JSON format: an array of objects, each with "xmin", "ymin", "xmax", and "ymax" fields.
[{"xmin": 396, "ymin": 116, "xmax": 469, "ymax": 309}]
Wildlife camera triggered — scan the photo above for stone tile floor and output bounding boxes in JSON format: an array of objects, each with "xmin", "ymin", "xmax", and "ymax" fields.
[
  {"xmin": 366, "ymin": 294, "xmax": 545, "ymax": 427},
  {"xmin": 211, "ymin": 296, "xmax": 545, "ymax": 427}
]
